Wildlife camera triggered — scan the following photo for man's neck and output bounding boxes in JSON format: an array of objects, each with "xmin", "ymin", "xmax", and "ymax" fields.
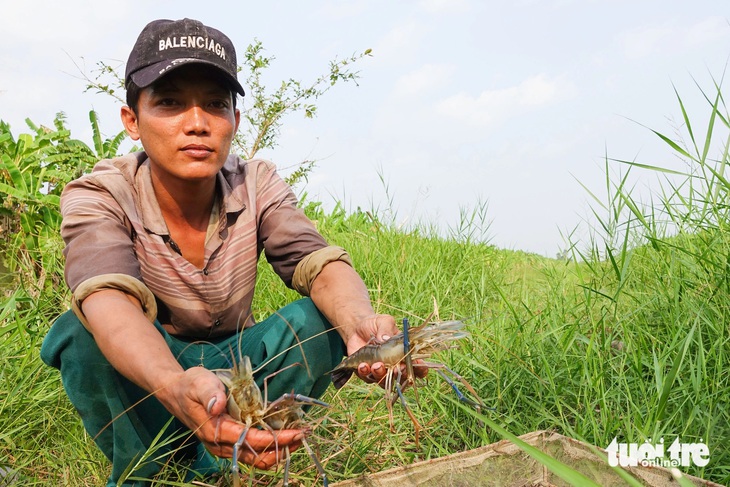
[{"xmin": 150, "ymin": 170, "xmax": 217, "ymax": 232}]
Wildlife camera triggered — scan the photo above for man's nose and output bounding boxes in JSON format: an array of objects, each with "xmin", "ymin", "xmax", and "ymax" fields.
[{"xmin": 183, "ymin": 105, "xmax": 210, "ymax": 134}]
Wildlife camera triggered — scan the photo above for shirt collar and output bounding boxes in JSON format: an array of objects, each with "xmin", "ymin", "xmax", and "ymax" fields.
[{"xmin": 135, "ymin": 154, "xmax": 246, "ymax": 236}]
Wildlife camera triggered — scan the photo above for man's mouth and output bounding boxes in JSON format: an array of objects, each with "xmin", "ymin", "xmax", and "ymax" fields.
[{"xmin": 181, "ymin": 144, "xmax": 213, "ymax": 158}]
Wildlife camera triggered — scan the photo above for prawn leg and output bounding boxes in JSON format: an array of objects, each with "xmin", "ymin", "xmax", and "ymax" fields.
[
  {"xmin": 283, "ymin": 445, "xmax": 291, "ymax": 487},
  {"xmin": 429, "ymin": 363, "xmax": 494, "ymax": 411},
  {"xmin": 402, "ymin": 318, "xmax": 418, "ymax": 403},
  {"xmin": 279, "ymin": 436, "xmax": 328, "ymax": 487},
  {"xmin": 381, "ymin": 363, "xmax": 423, "ymax": 447},
  {"xmin": 393, "ymin": 373, "xmax": 422, "ymax": 447},
  {"xmin": 269, "ymin": 393, "xmax": 329, "ymax": 410},
  {"xmin": 260, "ymin": 390, "xmax": 330, "ymax": 486},
  {"xmin": 303, "ymin": 437, "xmax": 329, "ymax": 487},
  {"xmin": 435, "ymin": 369, "xmax": 482, "ymax": 409},
  {"xmin": 384, "ymin": 367, "xmax": 397, "ymax": 433},
  {"xmin": 381, "ymin": 321, "xmax": 416, "ymax": 436},
  {"xmin": 231, "ymin": 422, "xmax": 252, "ymax": 487},
  {"xmin": 261, "ymin": 361, "xmax": 307, "ymax": 403}
]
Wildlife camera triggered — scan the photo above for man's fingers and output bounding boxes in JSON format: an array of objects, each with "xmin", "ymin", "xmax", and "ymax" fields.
[
  {"xmin": 245, "ymin": 427, "xmax": 305, "ymax": 450},
  {"xmin": 356, "ymin": 360, "xmax": 429, "ymax": 387},
  {"xmin": 235, "ymin": 429, "xmax": 305, "ymax": 469},
  {"xmin": 357, "ymin": 362, "xmax": 387, "ymax": 384},
  {"xmin": 371, "ymin": 362, "xmax": 386, "ymax": 379},
  {"xmin": 203, "ymin": 426, "xmax": 306, "ymax": 462},
  {"xmin": 413, "ymin": 359, "xmax": 429, "ymax": 378},
  {"xmin": 204, "ymin": 390, "xmax": 228, "ymax": 416},
  {"xmin": 248, "ymin": 449, "xmax": 279, "ymax": 470},
  {"xmin": 206, "ymin": 396, "xmax": 217, "ymax": 414},
  {"xmin": 239, "ymin": 441, "xmax": 303, "ymax": 470}
]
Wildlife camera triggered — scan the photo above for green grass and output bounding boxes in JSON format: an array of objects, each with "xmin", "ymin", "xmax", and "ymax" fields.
[{"xmin": 2, "ymin": 79, "xmax": 730, "ymax": 485}]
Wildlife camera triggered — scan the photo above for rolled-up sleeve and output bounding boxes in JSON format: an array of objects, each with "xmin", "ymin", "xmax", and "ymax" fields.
[
  {"xmin": 291, "ymin": 245, "xmax": 353, "ymax": 296},
  {"xmin": 70, "ymin": 273, "xmax": 158, "ymax": 331}
]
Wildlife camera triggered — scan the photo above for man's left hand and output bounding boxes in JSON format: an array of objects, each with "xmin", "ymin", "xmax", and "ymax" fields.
[{"xmin": 346, "ymin": 314, "xmax": 428, "ymax": 386}]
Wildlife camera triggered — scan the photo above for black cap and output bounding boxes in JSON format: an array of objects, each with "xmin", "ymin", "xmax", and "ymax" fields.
[{"xmin": 125, "ymin": 18, "xmax": 245, "ymax": 96}]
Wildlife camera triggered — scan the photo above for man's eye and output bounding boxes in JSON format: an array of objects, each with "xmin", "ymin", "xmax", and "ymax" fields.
[
  {"xmin": 210, "ymin": 100, "xmax": 229, "ymax": 109},
  {"xmin": 158, "ymin": 98, "xmax": 178, "ymax": 106}
]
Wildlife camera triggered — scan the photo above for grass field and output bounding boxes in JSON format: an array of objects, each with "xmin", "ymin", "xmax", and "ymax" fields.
[
  {"xmin": 1, "ymin": 82, "xmax": 729, "ymax": 486},
  {"xmin": 2, "ymin": 197, "xmax": 728, "ymax": 485}
]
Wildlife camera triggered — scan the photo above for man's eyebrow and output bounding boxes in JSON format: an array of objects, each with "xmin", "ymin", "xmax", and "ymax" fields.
[
  {"xmin": 205, "ymin": 86, "xmax": 232, "ymax": 97},
  {"xmin": 149, "ymin": 81, "xmax": 231, "ymax": 97},
  {"xmin": 149, "ymin": 81, "xmax": 179, "ymax": 95}
]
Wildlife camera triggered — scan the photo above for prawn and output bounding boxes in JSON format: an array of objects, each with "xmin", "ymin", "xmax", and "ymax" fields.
[
  {"xmin": 213, "ymin": 354, "xmax": 330, "ymax": 487},
  {"xmin": 329, "ymin": 319, "xmax": 485, "ymax": 447}
]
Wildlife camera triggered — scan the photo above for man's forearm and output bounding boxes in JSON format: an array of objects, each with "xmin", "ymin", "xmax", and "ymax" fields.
[
  {"xmin": 308, "ymin": 261, "xmax": 372, "ymax": 340},
  {"xmin": 81, "ymin": 289, "xmax": 184, "ymax": 396},
  {"xmin": 309, "ymin": 261, "xmax": 398, "ymax": 355}
]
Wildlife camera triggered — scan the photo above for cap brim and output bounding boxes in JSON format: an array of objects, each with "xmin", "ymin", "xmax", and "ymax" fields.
[{"xmin": 129, "ymin": 58, "xmax": 245, "ymax": 96}]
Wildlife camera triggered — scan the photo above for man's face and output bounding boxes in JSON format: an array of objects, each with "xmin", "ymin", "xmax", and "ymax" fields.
[{"xmin": 121, "ymin": 65, "xmax": 240, "ymax": 184}]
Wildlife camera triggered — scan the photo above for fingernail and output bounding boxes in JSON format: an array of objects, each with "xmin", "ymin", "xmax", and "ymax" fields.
[
  {"xmin": 381, "ymin": 335, "xmax": 391, "ymax": 341},
  {"xmin": 293, "ymin": 432, "xmax": 305, "ymax": 441},
  {"xmin": 359, "ymin": 364, "xmax": 368, "ymax": 373},
  {"xmin": 206, "ymin": 396, "xmax": 217, "ymax": 414},
  {"xmin": 373, "ymin": 364, "xmax": 382, "ymax": 373}
]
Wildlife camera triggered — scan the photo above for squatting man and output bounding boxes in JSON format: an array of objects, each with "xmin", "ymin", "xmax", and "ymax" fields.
[{"xmin": 40, "ymin": 17, "xmax": 424, "ymax": 485}]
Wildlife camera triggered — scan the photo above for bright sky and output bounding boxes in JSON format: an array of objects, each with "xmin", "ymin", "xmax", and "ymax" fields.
[{"xmin": 1, "ymin": 1, "xmax": 729, "ymax": 256}]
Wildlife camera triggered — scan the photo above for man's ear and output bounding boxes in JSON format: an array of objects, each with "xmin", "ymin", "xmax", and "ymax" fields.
[{"xmin": 121, "ymin": 105, "xmax": 141, "ymax": 141}]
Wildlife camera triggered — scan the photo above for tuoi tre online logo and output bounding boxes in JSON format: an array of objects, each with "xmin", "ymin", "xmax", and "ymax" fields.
[{"xmin": 606, "ymin": 437, "xmax": 710, "ymax": 468}]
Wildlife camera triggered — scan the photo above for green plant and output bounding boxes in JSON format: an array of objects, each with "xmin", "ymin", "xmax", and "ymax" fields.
[
  {"xmin": 234, "ymin": 41, "xmax": 370, "ymax": 162},
  {"xmin": 0, "ymin": 112, "xmax": 126, "ymax": 297},
  {"xmin": 564, "ymin": 72, "xmax": 730, "ymax": 484}
]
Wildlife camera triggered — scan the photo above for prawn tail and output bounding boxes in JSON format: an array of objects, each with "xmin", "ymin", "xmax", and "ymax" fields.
[{"xmin": 330, "ymin": 368, "xmax": 355, "ymax": 389}]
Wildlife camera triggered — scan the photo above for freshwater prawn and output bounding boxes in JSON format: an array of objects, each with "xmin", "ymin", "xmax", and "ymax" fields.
[
  {"xmin": 208, "ymin": 331, "xmax": 332, "ymax": 487},
  {"xmin": 329, "ymin": 319, "xmax": 485, "ymax": 446}
]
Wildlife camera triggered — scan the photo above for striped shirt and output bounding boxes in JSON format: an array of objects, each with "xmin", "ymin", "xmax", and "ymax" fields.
[{"xmin": 60, "ymin": 152, "xmax": 333, "ymax": 338}]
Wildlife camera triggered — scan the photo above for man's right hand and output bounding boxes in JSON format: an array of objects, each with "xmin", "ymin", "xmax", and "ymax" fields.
[{"xmin": 155, "ymin": 366, "xmax": 305, "ymax": 469}]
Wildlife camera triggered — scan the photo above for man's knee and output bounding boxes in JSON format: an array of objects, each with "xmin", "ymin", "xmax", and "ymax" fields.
[
  {"xmin": 279, "ymin": 298, "xmax": 345, "ymax": 371},
  {"xmin": 277, "ymin": 298, "xmax": 330, "ymax": 335},
  {"xmin": 41, "ymin": 309, "xmax": 104, "ymax": 369}
]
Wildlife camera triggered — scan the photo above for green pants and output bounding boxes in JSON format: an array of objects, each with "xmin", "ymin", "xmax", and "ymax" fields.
[{"xmin": 40, "ymin": 298, "xmax": 345, "ymax": 486}]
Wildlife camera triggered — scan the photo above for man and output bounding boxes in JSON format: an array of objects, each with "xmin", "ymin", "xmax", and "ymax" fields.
[{"xmin": 40, "ymin": 18, "xmax": 404, "ymax": 485}]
